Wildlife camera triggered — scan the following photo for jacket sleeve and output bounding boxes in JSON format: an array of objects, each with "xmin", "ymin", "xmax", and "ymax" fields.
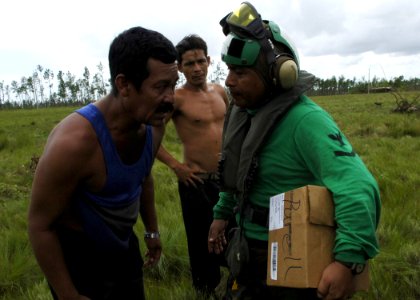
[
  {"xmin": 294, "ymin": 109, "xmax": 381, "ymax": 263},
  {"xmin": 213, "ymin": 191, "xmax": 236, "ymax": 220}
]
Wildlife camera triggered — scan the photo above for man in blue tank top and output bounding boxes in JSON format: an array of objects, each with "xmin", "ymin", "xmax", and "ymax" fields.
[{"xmin": 28, "ymin": 26, "xmax": 179, "ymax": 300}]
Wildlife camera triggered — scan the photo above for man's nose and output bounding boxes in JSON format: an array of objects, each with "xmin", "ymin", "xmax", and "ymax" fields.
[
  {"xmin": 163, "ymin": 87, "xmax": 175, "ymax": 103},
  {"xmin": 225, "ymin": 71, "xmax": 235, "ymax": 87},
  {"xmin": 193, "ymin": 62, "xmax": 201, "ymax": 71}
]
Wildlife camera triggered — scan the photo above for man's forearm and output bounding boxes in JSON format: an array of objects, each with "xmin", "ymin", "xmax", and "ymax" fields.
[
  {"xmin": 156, "ymin": 145, "xmax": 180, "ymax": 171},
  {"xmin": 29, "ymin": 229, "xmax": 79, "ymax": 299},
  {"xmin": 139, "ymin": 175, "xmax": 159, "ymax": 232}
]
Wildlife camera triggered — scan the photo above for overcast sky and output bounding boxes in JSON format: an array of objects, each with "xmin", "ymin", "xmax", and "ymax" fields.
[{"xmin": 1, "ymin": 0, "xmax": 419, "ymax": 86}]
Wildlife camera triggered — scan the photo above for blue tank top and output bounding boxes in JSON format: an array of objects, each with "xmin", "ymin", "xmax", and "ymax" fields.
[{"xmin": 75, "ymin": 104, "xmax": 153, "ymax": 251}]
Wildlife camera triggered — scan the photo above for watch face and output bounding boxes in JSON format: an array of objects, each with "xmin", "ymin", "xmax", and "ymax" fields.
[{"xmin": 355, "ymin": 263, "xmax": 365, "ymax": 274}]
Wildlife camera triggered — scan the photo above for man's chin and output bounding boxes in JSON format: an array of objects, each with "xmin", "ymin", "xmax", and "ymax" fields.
[{"xmin": 233, "ymin": 99, "xmax": 246, "ymax": 108}]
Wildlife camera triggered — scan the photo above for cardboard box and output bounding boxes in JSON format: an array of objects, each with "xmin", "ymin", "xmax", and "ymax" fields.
[{"xmin": 267, "ymin": 185, "xmax": 369, "ymax": 290}]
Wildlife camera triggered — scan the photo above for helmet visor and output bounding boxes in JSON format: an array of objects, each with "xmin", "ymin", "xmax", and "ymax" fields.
[
  {"xmin": 221, "ymin": 2, "xmax": 265, "ymax": 40},
  {"xmin": 227, "ymin": 2, "xmax": 258, "ymax": 28}
]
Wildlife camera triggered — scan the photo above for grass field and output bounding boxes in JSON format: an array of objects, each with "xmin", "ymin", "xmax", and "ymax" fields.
[{"xmin": 0, "ymin": 92, "xmax": 419, "ymax": 299}]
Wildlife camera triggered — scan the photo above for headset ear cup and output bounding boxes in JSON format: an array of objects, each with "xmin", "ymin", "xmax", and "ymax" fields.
[{"xmin": 274, "ymin": 57, "xmax": 298, "ymax": 89}]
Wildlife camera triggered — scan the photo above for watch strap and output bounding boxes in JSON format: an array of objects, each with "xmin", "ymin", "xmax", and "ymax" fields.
[
  {"xmin": 144, "ymin": 231, "xmax": 160, "ymax": 239},
  {"xmin": 336, "ymin": 260, "xmax": 365, "ymax": 275}
]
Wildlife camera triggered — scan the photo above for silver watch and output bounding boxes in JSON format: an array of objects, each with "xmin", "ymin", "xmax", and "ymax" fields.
[{"xmin": 144, "ymin": 231, "xmax": 160, "ymax": 239}]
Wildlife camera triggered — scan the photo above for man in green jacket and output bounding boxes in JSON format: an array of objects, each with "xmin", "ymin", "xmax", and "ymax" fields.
[{"xmin": 208, "ymin": 2, "xmax": 381, "ymax": 299}]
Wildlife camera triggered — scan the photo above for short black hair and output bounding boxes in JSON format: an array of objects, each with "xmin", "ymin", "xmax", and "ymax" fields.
[
  {"xmin": 175, "ymin": 34, "xmax": 208, "ymax": 64},
  {"xmin": 108, "ymin": 26, "xmax": 177, "ymax": 95}
]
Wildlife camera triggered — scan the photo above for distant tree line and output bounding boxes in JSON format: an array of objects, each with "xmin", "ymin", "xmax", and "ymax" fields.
[
  {"xmin": 307, "ymin": 75, "xmax": 420, "ymax": 96},
  {"xmin": 0, "ymin": 64, "xmax": 108, "ymax": 109},
  {"xmin": 0, "ymin": 62, "xmax": 419, "ymax": 109}
]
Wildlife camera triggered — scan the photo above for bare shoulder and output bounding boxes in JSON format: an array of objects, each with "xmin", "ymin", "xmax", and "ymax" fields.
[
  {"xmin": 30, "ymin": 112, "xmax": 100, "ymax": 224},
  {"xmin": 47, "ymin": 113, "xmax": 96, "ymax": 153},
  {"xmin": 209, "ymin": 82, "xmax": 226, "ymax": 94},
  {"xmin": 209, "ymin": 83, "xmax": 228, "ymax": 105},
  {"xmin": 174, "ymin": 85, "xmax": 189, "ymax": 103},
  {"xmin": 40, "ymin": 113, "xmax": 98, "ymax": 175}
]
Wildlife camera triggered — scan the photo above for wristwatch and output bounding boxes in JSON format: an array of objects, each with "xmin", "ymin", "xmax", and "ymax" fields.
[
  {"xmin": 336, "ymin": 260, "xmax": 365, "ymax": 275},
  {"xmin": 144, "ymin": 231, "xmax": 160, "ymax": 239}
]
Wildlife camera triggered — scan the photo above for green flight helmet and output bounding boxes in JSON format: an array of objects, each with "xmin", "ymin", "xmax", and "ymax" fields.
[
  {"xmin": 221, "ymin": 33, "xmax": 261, "ymax": 66},
  {"xmin": 266, "ymin": 20, "xmax": 300, "ymax": 69},
  {"xmin": 221, "ymin": 20, "xmax": 300, "ymax": 89}
]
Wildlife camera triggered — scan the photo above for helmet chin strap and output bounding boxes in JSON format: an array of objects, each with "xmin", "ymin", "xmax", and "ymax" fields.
[
  {"xmin": 259, "ymin": 34, "xmax": 277, "ymax": 66},
  {"xmin": 252, "ymin": 51, "xmax": 272, "ymax": 89},
  {"xmin": 258, "ymin": 27, "xmax": 282, "ymax": 88}
]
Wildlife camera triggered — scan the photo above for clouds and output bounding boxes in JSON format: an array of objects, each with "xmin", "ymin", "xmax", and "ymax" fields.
[
  {"xmin": 256, "ymin": 0, "xmax": 420, "ymax": 79},
  {"xmin": 0, "ymin": 0, "xmax": 419, "ymax": 85},
  {"xmin": 294, "ymin": 0, "xmax": 420, "ymax": 57}
]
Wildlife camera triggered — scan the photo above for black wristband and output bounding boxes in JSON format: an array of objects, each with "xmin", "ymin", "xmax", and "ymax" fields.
[{"xmin": 336, "ymin": 260, "xmax": 365, "ymax": 275}]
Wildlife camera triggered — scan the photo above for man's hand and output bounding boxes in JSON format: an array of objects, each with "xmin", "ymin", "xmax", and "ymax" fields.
[
  {"xmin": 317, "ymin": 261, "xmax": 355, "ymax": 299},
  {"xmin": 173, "ymin": 163, "xmax": 203, "ymax": 187},
  {"xmin": 143, "ymin": 237, "xmax": 162, "ymax": 267},
  {"xmin": 208, "ymin": 219, "xmax": 228, "ymax": 254}
]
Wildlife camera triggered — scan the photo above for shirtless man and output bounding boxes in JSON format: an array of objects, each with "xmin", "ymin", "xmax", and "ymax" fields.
[
  {"xmin": 28, "ymin": 27, "xmax": 178, "ymax": 300},
  {"xmin": 157, "ymin": 34, "xmax": 231, "ymax": 295}
]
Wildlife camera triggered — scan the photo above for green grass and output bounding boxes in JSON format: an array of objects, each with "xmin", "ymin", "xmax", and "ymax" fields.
[{"xmin": 0, "ymin": 92, "xmax": 419, "ymax": 299}]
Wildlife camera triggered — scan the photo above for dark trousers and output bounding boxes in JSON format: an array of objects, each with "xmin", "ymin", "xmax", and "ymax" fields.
[
  {"xmin": 51, "ymin": 227, "xmax": 145, "ymax": 300},
  {"xmin": 178, "ymin": 180, "xmax": 235, "ymax": 293},
  {"xmin": 227, "ymin": 238, "xmax": 319, "ymax": 300}
]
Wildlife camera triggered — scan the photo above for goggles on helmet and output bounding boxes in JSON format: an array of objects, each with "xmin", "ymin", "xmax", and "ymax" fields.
[
  {"xmin": 220, "ymin": 2, "xmax": 300, "ymax": 69},
  {"xmin": 220, "ymin": 2, "xmax": 266, "ymax": 40},
  {"xmin": 220, "ymin": 2, "xmax": 276, "ymax": 67}
]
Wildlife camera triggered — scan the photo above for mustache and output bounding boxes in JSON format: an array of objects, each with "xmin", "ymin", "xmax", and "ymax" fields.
[{"xmin": 156, "ymin": 102, "xmax": 174, "ymax": 113}]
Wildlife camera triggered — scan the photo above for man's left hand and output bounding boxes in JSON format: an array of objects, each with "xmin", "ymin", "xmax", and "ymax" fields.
[
  {"xmin": 143, "ymin": 237, "xmax": 162, "ymax": 267},
  {"xmin": 317, "ymin": 261, "xmax": 355, "ymax": 299}
]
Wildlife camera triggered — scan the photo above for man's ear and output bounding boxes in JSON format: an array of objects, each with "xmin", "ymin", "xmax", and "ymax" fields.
[
  {"xmin": 207, "ymin": 56, "xmax": 211, "ymax": 65},
  {"xmin": 115, "ymin": 74, "xmax": 129, "ymax": 97}
]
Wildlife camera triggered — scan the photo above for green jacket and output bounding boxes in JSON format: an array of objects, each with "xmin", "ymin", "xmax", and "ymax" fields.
[{"xmin": 214, "ymin": 74, "xmax": 380, "ymax": 264}]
